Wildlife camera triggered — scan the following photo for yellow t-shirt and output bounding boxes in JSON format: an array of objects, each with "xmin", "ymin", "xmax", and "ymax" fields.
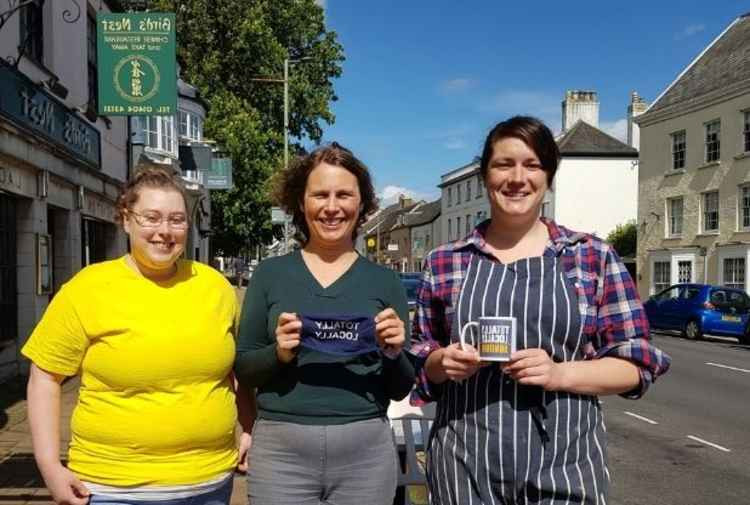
[{"xmin": 22, "ymin": 257, "xmax": 239, "ymax": 487}]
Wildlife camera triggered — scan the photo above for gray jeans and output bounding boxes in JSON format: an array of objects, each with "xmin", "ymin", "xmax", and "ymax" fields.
[{"xmin": 247, "ymin": 418, "xmax": 398, "ymax": 505}]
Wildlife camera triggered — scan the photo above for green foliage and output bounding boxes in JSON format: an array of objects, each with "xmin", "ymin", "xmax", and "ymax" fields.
[
  {"xmin": 606, "ymin": 221, "xmax": 637, "ymax": 258},
  {"xmin": 149, "ymin": 0, "xmax": 344, "ymax": 254}
]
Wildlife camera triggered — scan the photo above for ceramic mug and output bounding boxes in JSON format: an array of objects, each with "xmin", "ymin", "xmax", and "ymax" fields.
[{"xmin": 460, "ymin": 316, "xmax": 516, "ymax": 362}]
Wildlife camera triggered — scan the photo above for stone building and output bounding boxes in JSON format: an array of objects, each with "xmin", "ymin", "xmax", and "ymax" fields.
[{"xmin": 635, "ymin": 13, "xmax": 750, "ymax": 298}]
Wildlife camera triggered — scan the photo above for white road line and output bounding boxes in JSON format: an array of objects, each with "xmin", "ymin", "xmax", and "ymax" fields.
[
  {"xmin": 687, "ymin": 435, "xmax": 731, "ymax": 453},
  {"xmin": 705, "ymin": 362, "xmax": 750, "ymax": 374},
  {"xmin": 623, "ymin": 411, "xmax": 658, "ymax": 425}
]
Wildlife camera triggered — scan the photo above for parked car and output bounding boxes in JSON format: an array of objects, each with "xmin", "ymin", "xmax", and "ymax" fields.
[
  {"xmin": 399, "ymin": 272, "xmax": 422, "ymax": 311},
  {"xmin": 643, "ymin": 283, "xmax": 750, "ymax": 344}
]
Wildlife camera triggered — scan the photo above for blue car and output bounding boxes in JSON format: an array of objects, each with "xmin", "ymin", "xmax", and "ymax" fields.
[
  {"xmin": 643, "ymin": 283, "xmax": 750, "ymax": 344},
  {"xmin": 399, "ymin": 272, "xmax": 421, "ymax": 311}
]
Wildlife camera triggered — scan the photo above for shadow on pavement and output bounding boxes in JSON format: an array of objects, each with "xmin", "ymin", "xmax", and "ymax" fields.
[
  {"xmin": 0, "ymin": 453, "xmax": 44, "ymax": 488},
  {"xmin": 0, "ymin": 375, "xmax": 26, "ymax": 431}
]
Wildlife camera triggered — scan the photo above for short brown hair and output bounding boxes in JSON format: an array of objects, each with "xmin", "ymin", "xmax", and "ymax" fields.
[
  {"xmin": 115, "ymin": 162, "xmax": 188, "ymax": 225},
  {"xmin": 479, "ymin": 116, "xmax": 560, "ymax": 185},
  {"xmin": 273, "ymin": 142, "xmax": 378, "ymax": 243}
]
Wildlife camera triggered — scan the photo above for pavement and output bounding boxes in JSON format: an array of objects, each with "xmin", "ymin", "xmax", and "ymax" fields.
[{"xmin": 0, "ymin": 375, "xmax": 248, "ymax": 505}]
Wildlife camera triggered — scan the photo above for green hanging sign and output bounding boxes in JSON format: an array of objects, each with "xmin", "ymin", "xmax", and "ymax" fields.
[{"xmin": 97, "ymin": 13, "xmax": 176, "ymax": 116}]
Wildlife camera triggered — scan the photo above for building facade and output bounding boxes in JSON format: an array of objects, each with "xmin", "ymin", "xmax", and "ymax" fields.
[
  {"xmin": 409, "ymin": 200, "xmax": 441, "ymax": 271},
  {"xmin": 439, "ymin": 161, "xmax": 489, "ymax": 243},
  {"xmin": 0, "ymin": 0, "xmax": 129, "ymax": 379},
  {"xmin": 636, "ymin": 13, "xmax": 750, "ymax": 299}
]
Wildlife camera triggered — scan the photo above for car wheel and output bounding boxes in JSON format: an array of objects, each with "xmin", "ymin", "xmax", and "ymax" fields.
[
  {"xmin": 741, "ymin": 326, "xmax": 750, "ymax": 346},
  {"xmin": 684, "ymin": 320, "xmax": 702, "ymax": 340}
]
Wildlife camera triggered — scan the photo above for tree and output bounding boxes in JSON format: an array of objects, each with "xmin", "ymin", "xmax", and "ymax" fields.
[
  {"xmin": 149, "ymin": 0, "xmax": 344, "ymax": 255},
  {"xmin": 606, "ymin": 221, "xmax": 637, "ymax": 258}
]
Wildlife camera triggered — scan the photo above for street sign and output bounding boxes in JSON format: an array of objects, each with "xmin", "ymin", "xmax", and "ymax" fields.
[
  {"xmin": 203, "ymin": 158, "xmax": 233, "ymax": 190},
  {"xmin": 271, "ymin": 207, "xmax": 290, "ymax": 224},
  {"xmin": 387, "ymin": 243, "xmax": 399, "ymax": 251},
  {"xmin": 97, "ymin": 13, "xmax": 177, "ymax": 116},
  {"xmin": 0, "ymin": 62, "xmax": 101, "ymax": 168}
]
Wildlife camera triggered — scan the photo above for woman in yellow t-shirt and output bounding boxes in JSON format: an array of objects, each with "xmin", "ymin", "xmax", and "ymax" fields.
[{"xmin": 22, "ymin": 166, "xmax": 254, "ymax": 505}]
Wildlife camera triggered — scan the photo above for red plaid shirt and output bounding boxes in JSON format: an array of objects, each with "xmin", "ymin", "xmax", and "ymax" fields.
[{"xmin": 409, "ymin": 218, "xmax": 671, "ymax": 405}]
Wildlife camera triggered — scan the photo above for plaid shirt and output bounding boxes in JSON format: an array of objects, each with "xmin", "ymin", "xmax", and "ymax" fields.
[{"xmin": 409, "ymin": 218, "xmax": 671, "ymax": 405}]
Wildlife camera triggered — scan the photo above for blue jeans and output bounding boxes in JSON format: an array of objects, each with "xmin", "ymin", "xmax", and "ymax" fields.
[{"xmin": 88, "ymin": 476, "xmax": 233, "ymax": 505}]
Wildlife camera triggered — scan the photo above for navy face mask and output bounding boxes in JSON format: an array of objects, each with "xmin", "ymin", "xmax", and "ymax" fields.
[{"xmin": 299, "ymin": 313, "xmax": 378, "ymax": 357}]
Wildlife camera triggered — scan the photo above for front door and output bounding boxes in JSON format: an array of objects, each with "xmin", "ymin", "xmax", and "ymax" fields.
[{"xmin": 0, "ymin": 193, "xmax": 17, "ymax": 347}]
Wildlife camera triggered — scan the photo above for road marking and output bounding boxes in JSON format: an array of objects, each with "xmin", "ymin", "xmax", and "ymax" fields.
[
  {"xmin": 687, "ymin": 435, "xmax": 731, "ymax": 453},
  {"xmin": 705, "ymin": 362, "xmax": 750, "ymax": 374},
  {"xmin": 623, "ymin": 411, "xmax": 658, "ymax": 425}
]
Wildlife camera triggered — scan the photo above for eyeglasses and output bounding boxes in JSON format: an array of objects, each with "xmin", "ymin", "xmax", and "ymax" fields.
[{"xmin": 128, "ymin": 210, "xmax": 189, "ymax": 229}]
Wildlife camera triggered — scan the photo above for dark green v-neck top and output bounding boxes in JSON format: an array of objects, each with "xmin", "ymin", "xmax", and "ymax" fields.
[{"xmin": 234, "ymin": 250, "xmax": 415, "ymax": 425}]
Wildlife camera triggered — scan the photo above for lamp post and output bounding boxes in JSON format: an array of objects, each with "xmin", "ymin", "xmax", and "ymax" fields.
[{"xmin": 249, "ymin": 55, "xmax": 310, "ymax": 254}]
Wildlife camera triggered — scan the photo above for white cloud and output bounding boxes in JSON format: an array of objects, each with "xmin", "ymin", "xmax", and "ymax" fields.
[
  {"xmin": 443, "ymin": 138, "xmax": 467, "ymax": 150},
  {"xmin": 600, "ymin": 118, "xmax": 628, "ymax": 142},
  {"xmin": 675, "ymin": 24, "xmax": 705, "ymax": 40},
  {"xmin": 378, "ymin": 185, "xmax": 439, "ymax": 206},
  {"xmin": 438, "ymin": 78, "xmax": 476, "ymax": 94},
  {"xmin": 480, "ymin": 90, "xmax": 562, "ymax": 134}
]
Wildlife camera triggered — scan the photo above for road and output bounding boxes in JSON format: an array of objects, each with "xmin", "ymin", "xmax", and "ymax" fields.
[{"xmin": 605, "ymin": 333, "xmax": 750, "ymax": 505}]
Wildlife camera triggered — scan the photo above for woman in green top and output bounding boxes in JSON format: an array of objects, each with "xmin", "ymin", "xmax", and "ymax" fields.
[{"xmin": 235, "ymin": 143, "xmax": 414, "ymax": 505}]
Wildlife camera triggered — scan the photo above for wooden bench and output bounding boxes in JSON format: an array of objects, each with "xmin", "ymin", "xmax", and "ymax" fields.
[{"xmin": 390, "ymin": 416, "xmax": 433, "ymax": 505}]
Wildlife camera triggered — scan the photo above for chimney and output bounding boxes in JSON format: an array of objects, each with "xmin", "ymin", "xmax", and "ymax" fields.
[
  {"xmin": 561, "ymin": 90, "xmax": 599, "ymax": 132},
  {"xmin": 398, "ymin": 194, "xmax": 413, "ymax": 209},
  {"xmin": 627, "ymin": 91, "xmax": 648, "ymax": 149}
]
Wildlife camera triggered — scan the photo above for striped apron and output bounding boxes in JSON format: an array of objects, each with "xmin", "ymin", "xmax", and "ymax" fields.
[{"xmin": 426, "ymin": 253, "xmax": 609, "ymax": 505}]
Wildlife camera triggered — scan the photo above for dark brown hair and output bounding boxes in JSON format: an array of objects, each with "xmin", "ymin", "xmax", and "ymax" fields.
[
  {"xmin": 115, "ymin": 162, "xmax": 188, "ymax": 225},
  {"xmin": 273, "ymin": 142, "xmax": 378, "ymax": 243},
  {"xmin": 479, "ymin": 116, "xmax": 560, "ymax": 185}
]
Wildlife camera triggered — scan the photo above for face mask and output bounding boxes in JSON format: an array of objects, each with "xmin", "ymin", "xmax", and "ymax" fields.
[{"xmin": 299, "ymin": 313, "xmax": 378, "ymax": 357}]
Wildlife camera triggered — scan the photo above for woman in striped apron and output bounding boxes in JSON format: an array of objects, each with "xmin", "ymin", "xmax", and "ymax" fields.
[{"xmin": 409, "ymin": 116, "xmax": 671, "ymax": 504}]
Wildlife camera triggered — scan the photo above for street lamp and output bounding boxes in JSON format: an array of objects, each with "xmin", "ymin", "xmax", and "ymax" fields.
[
  {"xmin": 249, "ymin": 55, "xmax": 311, "ymax": 255},
  {"xmin": 249, "ymin": 55, "xmax": 311, "ymax": 170}
]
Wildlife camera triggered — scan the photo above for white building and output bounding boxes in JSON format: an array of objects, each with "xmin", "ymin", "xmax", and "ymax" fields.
[
  {"xmin": 0, "ymin": 0, "xmax": 128, "ymax": 379},
  {"xmin": 439, "ymin": 161, "xmax": 489, "ymax": 243},
  {"xmin": 553, "ymin": 120, "xmax": 639, "ymax": 238}
]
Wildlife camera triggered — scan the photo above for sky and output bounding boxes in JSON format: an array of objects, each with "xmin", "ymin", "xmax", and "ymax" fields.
[{"xmin": 312, "ymin": 1, "xmax": 747, "ymax": 204}]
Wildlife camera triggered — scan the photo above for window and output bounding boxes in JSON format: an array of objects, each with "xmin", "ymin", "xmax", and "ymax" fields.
[
  {"xmin": 678, "ymin": 260, "xmax": 692, "ymax": 283},
  {"xmin": 653, "ymin": 261, "xmax": 671, "ymax": 293},
  {"xmin": 138, "ymin": 116, "xmax": 176, "ymax": 154},
  {"xmin": 20, "ymin": 1, "xmax": 43, "ymax": 63},
  {"xmin": 448, "ymin": 218, "xmax": 452, "ymax": 239},
  {"xmin": 457, "ymin": 184, "xmax": 462, "ymax": 204},
  {"xmin": 447, "ymin": 188, "xmax": 452, "ymax": 207},
  {"xmin": 705, "ymin": 120, "xmax": 720, "ymax": 163},
  {"xmin": 655, "ymin": 285, "xmax": 680, "ymax": 302},
  {"xmin": 744, "ymin": 111, "xmax": 750, "ymax": 154},
  {"xmin": 465, "ymin": 214, "xmax": 471, "ymax": 235},
  {"xmin": 741, "ymin": 186, "xmax": 750, "ymax": 229},
  {"xmin": 668, "ymin": 197, "xmax": 683, "ymax": 236},
  {"xmin": 476, "ymin": 211, "xmax": 484, "ymax": 224},
  {"xmin": 683, "ymin": 287, "xmax": 701, "ymax": 300},
  {"xmin": 466, "ymin": 180, "xmax": 472, "ymax": 200},
  {"xmin": 86, "ymin": 13, "xmax": 97, "ymax": 110},
  {"xmin": 702, "ymin": 192, "xmax": 719, "ymax": 232},
  {"xmin": 456, "ymin": 217, "xmax": 461, "ymax": 238},
  {"xmin": 671, "ymin": 130, "xmax": 686, "ymax": 170},
  {"xmin": 178, "ymin": 110, "xmax": 203, "ymax": 142},
  {"xmin": 476, "ymin": 176, "xmax": 483, "ymax": 198},
  {"xmin": 723, "ymin": 258, "xmax": 745, "ymax": 290}
]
